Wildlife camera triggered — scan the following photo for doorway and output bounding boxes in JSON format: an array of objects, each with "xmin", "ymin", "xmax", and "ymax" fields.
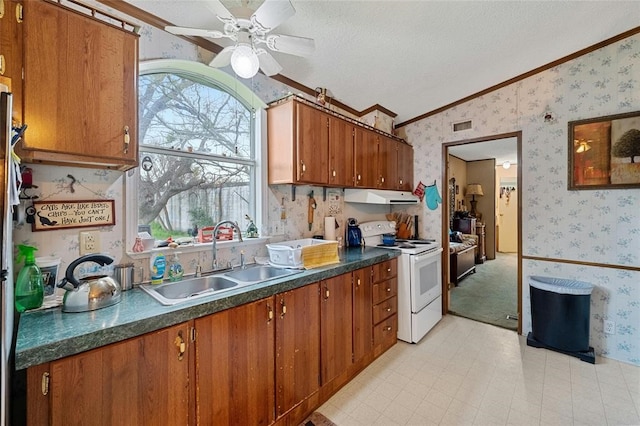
[{"xmin": 442, "ymin": 132, "xmax": 522, "ymax": 333}]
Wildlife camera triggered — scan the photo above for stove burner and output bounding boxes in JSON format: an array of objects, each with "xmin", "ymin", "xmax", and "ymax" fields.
[{"xmin": 377, "ymin": 243, "xmax": 399, "ymax": 247}]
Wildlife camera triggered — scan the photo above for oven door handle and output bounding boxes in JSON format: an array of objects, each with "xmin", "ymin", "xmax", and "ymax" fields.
[{"xmin": 411, "ymin": 248, "xmax": 443, "ymax": 264}]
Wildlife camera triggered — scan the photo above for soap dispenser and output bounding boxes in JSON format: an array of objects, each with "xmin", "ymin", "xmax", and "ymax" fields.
[{"xmin": 168, "ymin": 250, "xmax": 184, "ymax": 282}]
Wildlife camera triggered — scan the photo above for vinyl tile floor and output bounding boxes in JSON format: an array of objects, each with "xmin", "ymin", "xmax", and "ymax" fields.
[{"xmin": 318, "ymin": 315, "xmax": 640, "ymax": 426}]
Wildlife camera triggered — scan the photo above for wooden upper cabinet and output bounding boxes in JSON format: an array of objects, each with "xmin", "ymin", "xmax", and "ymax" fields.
[
  {"xmin": 18, "ymin": 0, "xmax": 139, "ymax": 170},
  {"xmin": 397, "ymin": 141, "xmax": 414, "ymax": 191},
  {"xmin": 377, "ymin": 135, "xmax": 398, "ymax": 189},
  {"xmin": 296, "ymin": 102, "xmax": 329, "ymax": 184},
  {"xmin": 267, "ymin": 98, "xmax": 412, "ymax": 190},
  {"xmin": 195, "ymin": 297, "xmax": 275, "ymax": 426},
  {"xmin": 354, "ymin": 127, "xmax": 378, "ymax": 188},
  {"xmin": 268, "ymin": 99, "xmax": 329, "ymax": 185},
  {"xmin": 328, "ymin": 115, "xmax": 354, "ymax": 186},
  {"xmin": 29, "ymin": 322, "xmax": 192, "ymax": 426}
]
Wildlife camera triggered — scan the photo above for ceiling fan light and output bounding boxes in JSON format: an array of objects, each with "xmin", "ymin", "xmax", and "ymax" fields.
[{"xmin": 230, "ymin": 44, "xmax": 259, "ymax": 78}]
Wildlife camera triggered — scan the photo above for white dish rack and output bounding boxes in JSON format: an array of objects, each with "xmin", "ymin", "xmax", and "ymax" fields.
[{"xmin": 266, "ymin": 238, "xmax": 335, "ymax": 269}]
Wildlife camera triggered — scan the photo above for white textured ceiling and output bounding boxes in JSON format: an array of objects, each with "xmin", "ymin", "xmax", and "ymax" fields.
[
  {"xmin": 125, "ymin": 0, "xmax": 640, "ymax": 124},
  {"xmin": 448, "ymin": 137, "xmax": 517, "ymax": 167}
]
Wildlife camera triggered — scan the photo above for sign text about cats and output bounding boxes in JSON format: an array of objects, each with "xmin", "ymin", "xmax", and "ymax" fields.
[{"xmin": 32, "ymin": 200, "xmax": 115, "ymax": 231}]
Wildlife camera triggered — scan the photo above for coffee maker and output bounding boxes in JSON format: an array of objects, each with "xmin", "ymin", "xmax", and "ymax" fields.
[{"xmin": 346, "ymin": 218, "xmax": 363, "ymax": 247}]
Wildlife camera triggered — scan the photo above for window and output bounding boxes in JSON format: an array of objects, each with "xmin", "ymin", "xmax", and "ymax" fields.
[{"xmin": 134, "ymin": 60, "xmax": 266, "ymax": 242}]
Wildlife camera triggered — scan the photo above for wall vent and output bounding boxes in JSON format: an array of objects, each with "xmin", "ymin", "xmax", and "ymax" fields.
[{"xmin": 452, "ymin": 120, "xmax": 472, "ymax": 132}]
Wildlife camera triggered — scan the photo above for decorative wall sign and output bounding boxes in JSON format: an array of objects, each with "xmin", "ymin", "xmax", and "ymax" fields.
[
  {"xmin": 568, "ymin": 110, "xmax": 640, "ymax": 189},
  {"xmin": 31, "ymin": 200, "xmax": 115, "ymax": 231}
]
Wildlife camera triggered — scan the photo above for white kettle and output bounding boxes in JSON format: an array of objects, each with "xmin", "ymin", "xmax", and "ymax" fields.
[{"xmin": 58, "ymin": 254, "xmax": 122, "ymax": 313}]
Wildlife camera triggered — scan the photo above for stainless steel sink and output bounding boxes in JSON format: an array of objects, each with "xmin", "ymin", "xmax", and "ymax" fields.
[
  {"xmin": 140, "ymin": 265, "xmax": 303, "ymax": 305},
  {"xmin": 140, "ymin": 276, "xmax": 239, "ymax": 305},
  {"xmin": 224, "ymin": 265, "xmax": 302, "ymax": 284}
]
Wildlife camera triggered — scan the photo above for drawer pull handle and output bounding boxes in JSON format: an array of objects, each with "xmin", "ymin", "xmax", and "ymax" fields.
[
  {"xmin": 281, "ymin": 299, "xmax": 287, "ymax": 317},
  {"xmin": 386, "ymin": 287, "xmax": 391, "ymax": 292},
  {"xmin": 387, "ymin": 268, "xmax": 391, "ymax": 272},
  {"xmin": 386, "ymin": 307, "xmax": 391, "ymax": 312},
  {"xmin": 332, "ymin": 169, "xmax": 336, "ymax": 177},
  {"xmin": 356, "ymin": 278, "xmax": 361, "ymax": 286},
  {"xmin": 301, "ymin": 161, "xmax": 306, "ymax": 173},
  {"xmin": 385, "ymin": 326, "xmax": 392, "ymax": 331}
]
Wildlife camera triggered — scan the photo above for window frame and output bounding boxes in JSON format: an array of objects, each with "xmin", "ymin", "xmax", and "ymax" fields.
[{"xmin": 126, "ymin": 59, "xmax": 268, "ymax": 254}]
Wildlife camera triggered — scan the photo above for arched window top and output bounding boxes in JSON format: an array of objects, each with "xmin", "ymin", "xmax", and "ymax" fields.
[{"xmin": 139, "ymin": 59, "xmax": 267, "ymax": 111}]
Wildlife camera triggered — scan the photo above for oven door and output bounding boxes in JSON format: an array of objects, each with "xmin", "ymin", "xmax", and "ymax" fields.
[{"xmin": 409, "ymin": 248, "xmax": 443, "ymax": 312}]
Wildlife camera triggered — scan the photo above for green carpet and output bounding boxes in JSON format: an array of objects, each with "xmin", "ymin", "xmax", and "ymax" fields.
[{"xmin": 449, "ymin": 252, "xmax": 518, "ymax": 330}]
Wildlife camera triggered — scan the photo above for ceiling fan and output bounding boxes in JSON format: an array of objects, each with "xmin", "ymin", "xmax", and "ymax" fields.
[{"xmin": 165, "ymin": 0, "xmax": 315, "ymax": 78}]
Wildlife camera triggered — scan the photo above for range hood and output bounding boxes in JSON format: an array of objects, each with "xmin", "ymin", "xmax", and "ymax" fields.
[{"xmin": 344, "ymin": 189, "xmax": 419, "ymax": 205}]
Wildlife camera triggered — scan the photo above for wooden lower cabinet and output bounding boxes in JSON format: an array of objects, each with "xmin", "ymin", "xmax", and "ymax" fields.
[
  {"xmin": 275, "ymin": 283, "xmax": 321, "ymax": 418},
  {"xmin": 27, "ymin": 322, "xmax": 192, "ymax": 426},
  {"xmin": 352, "ymin": 266, "xmax": 373, "ymax": 362},
  {"xmin": 26, "ymin": 261, "xmax": 399, "ymax": 426},
  {"xmin": 320, "ymin": 274, "xmax": 353, "ymax": 385},
  {"xmin": 194, "ymin": 297, "xmax": 275, "ymax": 426},
  {"xmin": 372, "ymin": 259, "xmax": 398, "ymax": 352}
]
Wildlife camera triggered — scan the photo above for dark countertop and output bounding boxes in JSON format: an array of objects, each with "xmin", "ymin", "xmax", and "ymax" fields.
[{"xmin": 15, "ymin": 247, "xmax": 399, "ymax": 370}]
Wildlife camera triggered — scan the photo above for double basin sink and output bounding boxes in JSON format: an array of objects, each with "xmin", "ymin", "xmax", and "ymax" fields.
[{"xmin": 140, "ymin": 264, "xmax": 302, "ymax": 306}]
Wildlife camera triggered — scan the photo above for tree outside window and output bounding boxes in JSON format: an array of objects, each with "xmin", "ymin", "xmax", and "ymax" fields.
[{"xmin": 137, "ymin": 72, "xmax": 255, "ymax": 240}]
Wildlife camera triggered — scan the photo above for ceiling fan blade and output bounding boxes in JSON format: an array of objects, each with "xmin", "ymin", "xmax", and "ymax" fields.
[
  {"xmin": 203, "ymin": 0, "xmax": 236, "ymax": 24},
  {"xmin": 209, "ymin": 46, "xmax": 235, "ymax": 68},
  {"xmin": 266, "ymin": 34, "xmax": 315, "ymax": 56},
  {"xmin": 165, "ymin": 26, "xmax": 225, "ymax": 39},
  {"xmin": 256, "ymin": 49, "xmax": 283, "ymax": 76},
  {"xmin": 251, "ymin": 0, "xmax": 296, "ymax": 32}
]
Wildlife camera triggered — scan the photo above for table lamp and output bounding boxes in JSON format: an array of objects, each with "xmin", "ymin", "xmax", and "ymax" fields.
[{"xmin": 466, "ymin": 184, "xmax": 484, "ymax": 218}]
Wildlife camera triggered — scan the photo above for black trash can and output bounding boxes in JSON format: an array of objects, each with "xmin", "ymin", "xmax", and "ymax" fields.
[{"xmin": 529, "ymin": 275, "xmax": 594, "ymax": 353}]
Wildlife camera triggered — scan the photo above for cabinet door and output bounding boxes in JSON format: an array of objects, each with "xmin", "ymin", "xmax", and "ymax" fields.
[
  {"xmin": 328, "ymin": 115, "xmax": 354, "ymax": 187},
  {"xmin": 47, "ymin": 322, "xmax": 191, "ymax": 426},
  {"xmin": 195, "ymin": 297, "xmax": 275, "ymax": 426},
  {"xmin": 21, "ymin": 1, "xmax": 138, "ymax": 169},
  {"xmin": 320, "ymin": 274, "xmax": 353, "ymax": 385},
  {"xmin": 397, "ymin": 142, "xmax": 414, "ymax": 191},
  {"xmin": 296, "ymin": 102, "xmax": 328, "ymax": 184},
  {"xmin": 377, "ymin": 136, "xmax": 397, "ymax": 189},
  {"xmin": 352, "ymin": 267, "xmax": 372, "ymax": 362},
  {"xmin": 276, "ymin": 283, "xmax": 320, "ymax": 418},
  {"xmin": 354, "ymin": 127, "xmax": 378, "ymax": 188},
  {"xmin": 0, "ymin": 0, "xmax": 23, "ymax": 124}
]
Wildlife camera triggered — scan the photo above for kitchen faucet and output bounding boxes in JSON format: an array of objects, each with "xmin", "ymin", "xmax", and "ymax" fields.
[{"xmin": 211, "ymin": 220, "xmax": 243, "ymax": 271}]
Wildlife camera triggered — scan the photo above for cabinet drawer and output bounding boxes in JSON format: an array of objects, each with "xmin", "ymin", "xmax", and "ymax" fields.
[
  {"xmin": 372, "ymin": 296, "xmax": 397, "ymax": 324},
  {"xmin": 373, "ymin": 259, "xmax": 397, "ymax": 282},
  {"xmin": 372, "ymin": 279, "xmax": 397, "ymax": 305},
  {"xmin": 373, "ymin": 314, "xmax": 397, "ymax": 347}
]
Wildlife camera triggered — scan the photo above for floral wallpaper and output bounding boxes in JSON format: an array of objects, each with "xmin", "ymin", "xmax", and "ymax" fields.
[
  {"xmin": 404, "ymin": 34, "xmax": 640, "ymax": 365},
  {"xmin": 13, "ymin": 8, "xmax": 639, "ymax": 365}
]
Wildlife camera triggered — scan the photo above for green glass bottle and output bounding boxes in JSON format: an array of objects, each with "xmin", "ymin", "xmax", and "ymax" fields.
[{"xmin": 15, "ymin": 245, "xmax": 44, "ymax": 312}]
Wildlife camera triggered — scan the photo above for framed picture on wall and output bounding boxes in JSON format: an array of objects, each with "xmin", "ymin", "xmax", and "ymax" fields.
[{"xmin": 568, "ymin": 110, "xmax": 640, "ymax": 189}]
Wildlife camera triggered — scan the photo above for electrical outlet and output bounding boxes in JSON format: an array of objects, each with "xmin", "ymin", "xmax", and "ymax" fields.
[
  {"xmin": 79, "ymin": 231, "xmax": 101, "ymax": 255},
  {"xmin": 604, "ymin": 320, "xmax": 615, "ymax": 335}
]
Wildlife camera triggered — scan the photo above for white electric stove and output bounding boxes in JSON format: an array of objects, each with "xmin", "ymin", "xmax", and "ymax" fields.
[{"xmin": 360, "ymin": 221, "xmax": 443, "ymax": 343}]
